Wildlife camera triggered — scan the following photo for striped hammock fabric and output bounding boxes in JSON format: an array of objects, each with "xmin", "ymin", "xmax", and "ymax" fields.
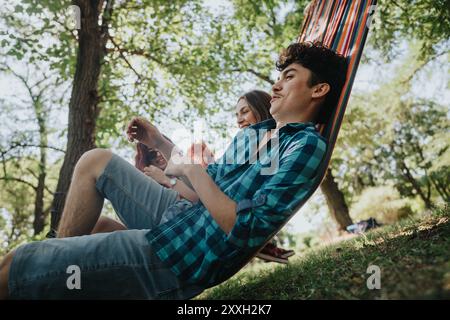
[
  {"xmin": 299, "ymin": 0, "xmax": 377, "ymax": 146},
  {"xmin": 267, "ymin": 0, "xmax": 377, "ymax": 240}
]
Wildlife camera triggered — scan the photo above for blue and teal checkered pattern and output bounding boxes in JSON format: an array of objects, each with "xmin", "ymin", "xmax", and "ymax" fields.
[{"xmin": 147, "ymin": 119, "xmax": 327, "ymax": 286}]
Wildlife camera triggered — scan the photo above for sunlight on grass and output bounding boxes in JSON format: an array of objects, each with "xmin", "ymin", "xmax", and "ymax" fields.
[{"xmin": 200, "ymin": 205, "xmax": 450, "ymax": 300}]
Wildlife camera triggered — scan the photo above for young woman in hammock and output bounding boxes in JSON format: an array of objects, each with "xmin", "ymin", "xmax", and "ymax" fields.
[{"xmin": 92, "ymin": 90, "xmax": 295, "ymax": 263}]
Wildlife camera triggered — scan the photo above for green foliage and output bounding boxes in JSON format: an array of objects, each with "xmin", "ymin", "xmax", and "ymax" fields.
[
  {"xmin": 275, "ymin": 228, "xmax": 297, "ymax": 248},
  {"xmin": 350, "ymin": 185, "xmax": 415, "ymax": 224},
  {"xmin": 296, "ymin": 232, "xmax": 321, "ymax": 250},
  {"xmin": 229, "ymin": 0, "xmax": 309, "ymax": 74},
  {"xmin": 0, "ymin": 55, "xmax": 66, "ymax": 252},
  {"xmin": 0, "ymin": 0, "xmax": 449, "ymax": 251},
  {"xmin": 370, "ymin": 0, "xmax": 450, "ymax": 60},
  {"xmin": 0, "ymin": 160, "xmax": 39, "ymax": 255},
  {"xmin": 335, "ymin": 97, "xmax": 449, "ymax": 208},
  {"xmin": 333, "ymin": 41, "xmax": 449, "ymax": 209},
  {"xmin": 200, "ymin": 206, "xmax": 450, "ymax": 299},
  {"xmin": 95, "ymin": 0, "xmax": 303, "ymax": 144},
  {"xmin": 302, "ymin": 235, "xmax": 313, "ymax": 248},
  {"xmin": 376, "ymin": 101, "xmax": 449, "ymax": 204}
]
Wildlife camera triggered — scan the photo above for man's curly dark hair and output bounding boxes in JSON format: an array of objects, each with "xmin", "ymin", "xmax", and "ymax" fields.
[{"xmin": 276, "ymin": 42, "xmax": 348, "ymax": 124}]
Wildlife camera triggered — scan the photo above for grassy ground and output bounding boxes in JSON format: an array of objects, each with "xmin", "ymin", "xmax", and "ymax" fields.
[{"xmin": 199, "ymin": 205, "xmax": 450, "ymax": 299}]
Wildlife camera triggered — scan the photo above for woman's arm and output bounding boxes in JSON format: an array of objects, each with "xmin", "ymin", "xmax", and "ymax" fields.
[{"xmin": 143, "ymin": 166, "xmax": 199, "ymax": 203}]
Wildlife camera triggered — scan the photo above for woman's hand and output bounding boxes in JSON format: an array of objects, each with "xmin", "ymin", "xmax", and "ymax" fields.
[
  {"xmin": 188, "ymin": 142, "xmax": 215, "ymax": 168},
  {"xmin": 126, "ymin": 117, "xmax": 164, "ymax": 148},
  {"xmin": 143, "ymin": 165, "xmax": 171, "ymax": 188}
]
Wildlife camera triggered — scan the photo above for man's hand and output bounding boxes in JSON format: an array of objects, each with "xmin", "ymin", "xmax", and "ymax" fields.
[
  {"xmin": 165, "ymin": 148, "xmax": 237, "ymax": 233},
  {"xmin": 143, "ymin": 165, "xmax": 171, "ymax": 188},
  {"xmin": 126, "ymin": 117, "xmax": 164, "ymax": 148}
]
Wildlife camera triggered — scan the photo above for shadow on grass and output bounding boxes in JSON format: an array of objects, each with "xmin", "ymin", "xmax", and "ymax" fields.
[{"xmin": 201, "ymin": 209, "xmax": 450, "ymax": 300}]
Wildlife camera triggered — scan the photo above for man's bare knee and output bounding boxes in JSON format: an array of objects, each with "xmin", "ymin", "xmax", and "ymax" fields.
[
  {"xmin": 92, "ymin": 216, "xmax": 127, "ymax": 234},
  {"xmin": 74, "ymin": 148, "xmax": 113, "ymax": 180},
  {"xmin": 0, "ymin": 250, "xmax": 16, "ymax": 300}
]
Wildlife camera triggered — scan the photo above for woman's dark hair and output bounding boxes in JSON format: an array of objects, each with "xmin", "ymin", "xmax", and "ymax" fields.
[
  {"xmin": 238, "ymin": 90, "xmax": 273, "ymax": 123},
  {"xmin": 134, "ymin": 134, "xmax": 173, "ymax": 171},
  {"xmin": 276, "ymin": 41, "xmax": 348, "ymax": 124}
]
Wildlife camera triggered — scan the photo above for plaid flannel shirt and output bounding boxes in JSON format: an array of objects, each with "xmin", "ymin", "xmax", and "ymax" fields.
[{"xmin": 146, "ymin": 119, "xmax": 327, "ymax": 286}]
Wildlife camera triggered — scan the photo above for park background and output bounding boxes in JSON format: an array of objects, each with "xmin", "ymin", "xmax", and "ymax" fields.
[{"xmin": 0, "ymin": 0, "xmax": 448, "ymax": 299}]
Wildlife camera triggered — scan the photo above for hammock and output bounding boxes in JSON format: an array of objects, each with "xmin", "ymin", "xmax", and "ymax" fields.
[
  {"xmin": 300, "ymin": 0, "xmax": 377, "ymax": 157},
  {"xmin": 252, "ymin": 0, "xmax": 377, "ymax": 261}
]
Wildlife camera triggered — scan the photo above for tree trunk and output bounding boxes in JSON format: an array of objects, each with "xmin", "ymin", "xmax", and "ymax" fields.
[
  {"xmin": 399, "ymin": 160, "xmax": 433, "ymax": 209},
  {"xmin": 33, "ymin": 106, "xmax": 47, "ymax": 235},
  {"xmin": 320, "ymin": 168, "xmax": 353, "ymax": 231},
  {"xmin": 33, "ymin": 167, "xmax": 46, "ymax": 235},
  {"xmin": 49, "ymin": 0, "xmax": 112, "ymax": 232}
]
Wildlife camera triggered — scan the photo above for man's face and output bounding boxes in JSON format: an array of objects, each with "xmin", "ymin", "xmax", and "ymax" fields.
[{"xmin": 270, "ymin": 63, "xmax": 314, "ymax": 121}]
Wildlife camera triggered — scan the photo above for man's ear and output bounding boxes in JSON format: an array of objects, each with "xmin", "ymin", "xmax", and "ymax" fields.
[{"xmin": 312, "ymin": 83, "xmax": 330, "ymax": 99}]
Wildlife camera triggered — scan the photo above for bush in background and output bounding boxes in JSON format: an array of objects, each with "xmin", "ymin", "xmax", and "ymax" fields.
[{"xmin": 350, "ymin": 185, "xmax": 415, "ymax": 224}]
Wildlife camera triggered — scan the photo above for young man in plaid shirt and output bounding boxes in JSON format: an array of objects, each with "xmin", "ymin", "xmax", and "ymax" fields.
[{"xmin": 0, "ymin": 42, "xmax": 347, "ymax": 299}]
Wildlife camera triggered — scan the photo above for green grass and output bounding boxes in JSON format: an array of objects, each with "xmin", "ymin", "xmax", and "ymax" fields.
[{"xmin": 200, "ymin": 205, "xmax": 450, "ymax": 300}]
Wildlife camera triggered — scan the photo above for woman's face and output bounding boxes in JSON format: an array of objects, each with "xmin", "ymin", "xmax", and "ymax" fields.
[
  {"xmin": 149, "ymin": 150, "xmax": 167, "ymax": 170},
  {"xmin": 235, "ymin": 98, "xmax": 258, "ymax": 129}
]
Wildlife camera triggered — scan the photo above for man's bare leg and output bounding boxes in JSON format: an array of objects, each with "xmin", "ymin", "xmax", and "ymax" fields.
[
  {"xmin": 57, "ymin": 148, "xmax": 113, "ymax": 238},
  {"xmin": 91, "ymin": 216, "xmax": 127, "ymax": 234},
  {"xmin": 0, "ymin": 149, "xmax": 114, "ymax": 299},
  {"xmin": 0, "ymin": 250, "xmax": 15, "ymax": 299}
]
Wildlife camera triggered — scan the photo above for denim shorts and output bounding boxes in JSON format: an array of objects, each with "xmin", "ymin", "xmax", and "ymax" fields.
[{"xmin": 8, "ymin": 153, "xmax": 204, "ymax": 299}]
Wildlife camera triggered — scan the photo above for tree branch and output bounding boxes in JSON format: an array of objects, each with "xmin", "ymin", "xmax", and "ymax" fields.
[
  {"xmin": 101, "ymin": 0, "xmax": 115, "ymax": 37},
  {"xmin": 0, "ymin": 176, "xmax": 37, "ymax": 190},
  {"xmin": 430, "ymin": 176, "xmax": 448, "ymax": 202},
  {"xmin": 399, "ymin": 159, "xmax": 431, "ymax": 207},
  {"xmin": 106, "ymin": 45, "xmax": 168, "ymax": 68},
  {"xmin": 108, "ymin": 35, "xmax": 143, "ymax": 81},
  {"xmin": 114, "ymin": 1, "xmax": 144, "ymax": 12},
  {"xmin": 401, "ymin": 50, "xmax": 448, "ymax": 84},
  {"xmin": 231, "ymin": 68, "xmax": 274, "ymax": 85},
  {"xmin": 24, "ymin": 168, "xmax": 54, "ymax": 195},
  {"xmin": 51, "ymin": 11, "xmax": 79, "ymax": 41},
  {"xmin": 0, "ymin": 143, "xmax": 65, "ymax": 156},
  {"xmin": 390, "ymin": 0, "xmax": 408, "ymax": 12}
]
